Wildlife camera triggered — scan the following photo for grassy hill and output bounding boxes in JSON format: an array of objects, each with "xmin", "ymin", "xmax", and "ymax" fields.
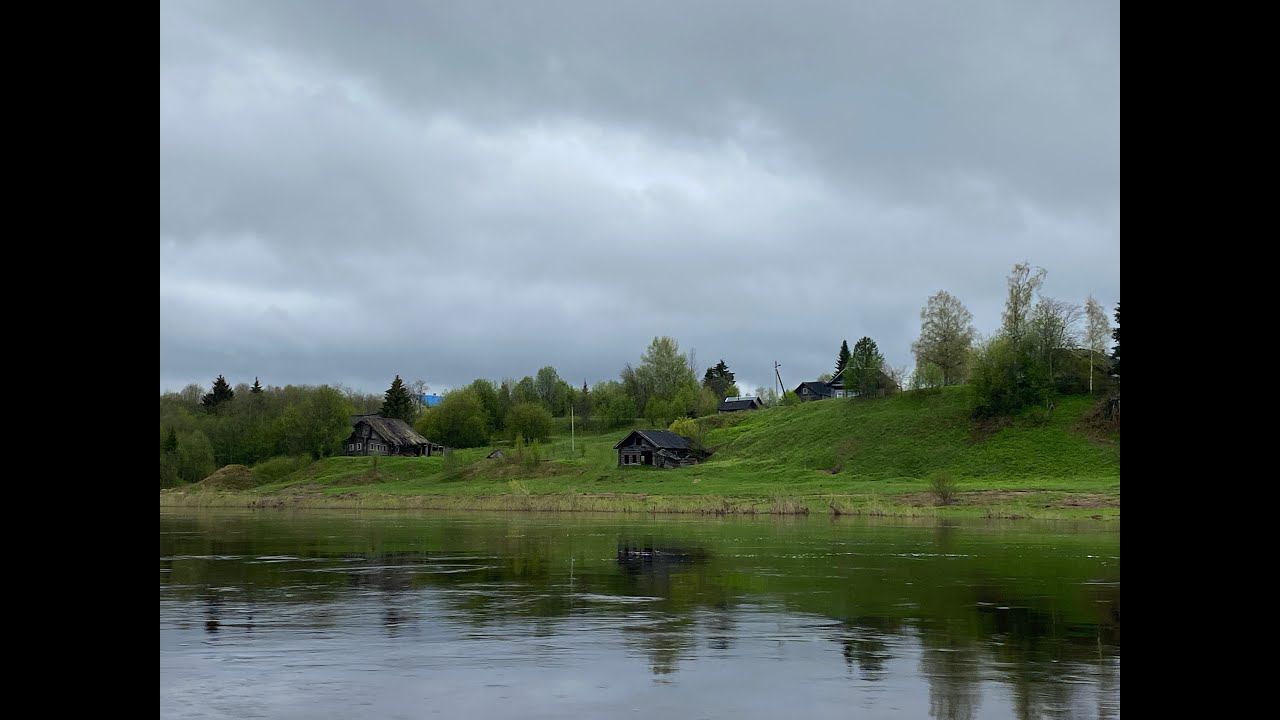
[{"xmin": 165, "ymin": 386, "xmax": 1119, "ymax": 519}]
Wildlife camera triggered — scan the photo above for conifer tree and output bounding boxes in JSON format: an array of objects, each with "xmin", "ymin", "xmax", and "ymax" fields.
[
  {"xmin": 701, "ymin": 359, "xmax": 737, "ymax": 398},
  {"xmin": 380, "ymin": 375, "xmax": 416, "ymax": 422},
  {"xmin": 201, "ymin": 375, "xmax": 235, "ymax": 411},
  {"xmin": 162, "ymin": 427, "xmax": 178, "ymax": 454},
  {"xmin": 847, "ymin": 337, "xmax": 886, "ymax": 398},
  {"xmin": 835, "ymin": 340, "xmax": 852, "ymax": 379},
  {"xmin": 250, "ymin": 377, "xmax": 263, "ymax": 394}
]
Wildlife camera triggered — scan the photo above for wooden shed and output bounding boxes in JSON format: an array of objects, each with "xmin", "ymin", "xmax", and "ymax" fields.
[{"xmin": 613, "ymin": 430, "xmax": 708, "ymax": 468}]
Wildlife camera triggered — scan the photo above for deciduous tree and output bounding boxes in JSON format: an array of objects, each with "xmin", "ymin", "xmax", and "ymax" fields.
[{"xmin": 911, "ymin": 290, "xmax": 976, "ymax": 386}]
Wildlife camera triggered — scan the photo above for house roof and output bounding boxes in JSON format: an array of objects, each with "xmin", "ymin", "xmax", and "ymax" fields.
[
  {"xmin": 795, "ymin": 381, "xmax": 834, "ymax": 396},
  {"xmin": 613, "ymin": 429, "xmax": 694, "ymax": 450},
  {"xmin": 353, "ymin": 414, "xmax": 433, "ymax": 447},
  {"xmin": 718, "ymin": 397, "xmax": 762, "ymax": 411}
]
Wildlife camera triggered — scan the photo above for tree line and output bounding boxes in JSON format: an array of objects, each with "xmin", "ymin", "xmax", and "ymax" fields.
[{"xmin": 161, "ymin": 260, "xmax": 1118, "ymax": 484}]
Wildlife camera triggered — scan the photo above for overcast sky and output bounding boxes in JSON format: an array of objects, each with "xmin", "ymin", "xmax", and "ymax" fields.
[{"xmin": 160, "ymin": 0, "xmax": 1119, "ymax": 396}]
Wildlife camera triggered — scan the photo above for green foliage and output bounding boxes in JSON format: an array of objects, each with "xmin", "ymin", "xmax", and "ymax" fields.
[
  {"xmin": 505, "ymin": 401, "xmax": 553, "ymax": 442},
  {"xmin": 162, "ymin": 427, "xmax": 179, "ymax": 454},
  {"xmin": 379, "ymin": 375, "xmax": 416, "ymax": 423},
  {"xmin": 970, "ymin": 336, "xmax": 1049, "ymax": 417},
  {"xmin": 175, "ymin": 429, "xmax": 215, "ymax": 483},
  {"xmin": 847, "ymin": 337, "xmax": 887, "ymax": 397},
  {"xmin": 668, "ymin": 417, "xmax": 703, "ymax": 447},
  {"xmin": 644, "ymin": 397, "xmax": 681, "ymax": 426},
  {"xmin": 779, "ymin": 390, "xmax": 801, "ymax": 406},
  {"xmin": 596, "ymin": 384, "xmax": 638, "ymax": 429},
  {"xmin": 201, "ymin": 374, "xmax": 235, "ymax": 411},
  {"xmin": 534, "ymin": 366, "xmax": 570, "ymax": 415},
  {"xmin": 250, "ymin": 377, "xmax": 263, "ymax": 394},
  {"xmin": 282, "ymin": 386, "xmax": 355, "ymax": 459},
  {"xmin": 415, "ymin": 389, "xmax": 489, "ymax": 448},
  {"xmin": 468, "ymin": 379, "xmax": 502, "ymax": 431},
  {"xmin": 251, "ymin": 455, "xmax": 313, "ymax": 485},
  {"xmin": 835, "ymin": 340, "xmax": 851, "ymax": 379},
  {"xmin": 702, "ymin": 359, "xmax": 736, "ymax": 399},
  {"xmin": 912, "ymin": 361, "xmax": 946, "ymax": 391}
]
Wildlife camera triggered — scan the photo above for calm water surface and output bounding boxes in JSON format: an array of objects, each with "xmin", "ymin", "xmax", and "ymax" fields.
[{"xmin": 160, "ymin": 509, "xmax": 1119, "ymax": 719}]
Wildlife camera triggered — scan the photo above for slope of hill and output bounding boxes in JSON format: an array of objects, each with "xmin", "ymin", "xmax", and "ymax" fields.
[{"xmin": 161, "ymin": 386, "xmax": 1120, "ymax": 519}]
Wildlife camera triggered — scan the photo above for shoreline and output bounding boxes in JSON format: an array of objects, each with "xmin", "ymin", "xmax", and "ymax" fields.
[{"xmin": 159, "ymin": 488, "xmax": 1119, "ymax": 521}]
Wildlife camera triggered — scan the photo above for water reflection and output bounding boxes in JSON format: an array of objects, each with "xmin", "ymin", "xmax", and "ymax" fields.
[{"xmin": 161, "ymin": 510, "xmax": 1119, "ymax": 719}]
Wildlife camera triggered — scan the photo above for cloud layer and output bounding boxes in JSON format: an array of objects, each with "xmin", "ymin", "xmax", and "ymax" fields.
[{"xmin": 160, "ymin": 0, "xmax": 1119, "ymax": 394}]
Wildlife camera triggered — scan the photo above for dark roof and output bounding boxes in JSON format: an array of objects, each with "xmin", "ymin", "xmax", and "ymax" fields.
[
  {"xmin": 613, "ymin": 429, "xmax": 694, "ymax": 450},
  {"xmin": 795, "ymin": 381, "xmax": 835, "ymax": 396},
  {"xmin": 353, "ymin": 415, "xmax": 433, "ymax": 447},
  {"xmin": 718, "ymin": 397, "xmax": 762, "ymax": 411}
]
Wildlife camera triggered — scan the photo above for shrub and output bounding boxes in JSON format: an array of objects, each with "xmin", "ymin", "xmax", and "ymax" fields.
[
  {"xmin": 668, "ymin": 417, "xmax": 703, "ymax": 447},
  {"xmin": 929, "ymin": 471, "xmax": 958, "ymax": 505},
  {"xmin": 505, "ymin": 401, "xmax": 553, "ymax": 442}
]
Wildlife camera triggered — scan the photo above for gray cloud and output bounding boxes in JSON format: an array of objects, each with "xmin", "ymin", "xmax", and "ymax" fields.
[{"xmin": 160, "ymin": 0, "xmax": 1119, "ymax": 394}]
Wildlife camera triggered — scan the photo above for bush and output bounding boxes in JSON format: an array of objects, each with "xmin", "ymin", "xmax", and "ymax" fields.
[
  {"xmin": 668, "ymin": 417, "xmax": 703, "ymax": 447},
  {"xmin": 505, "ymin": 401, "xmax": 553, "ymax": 442},
  {"xmin": 970, "ymin": 336, "xmax": 1050, "ymax": 417},
  {"xmin": 779, "ymin": 391, "xmax": 801, "ymax": 407},
  {"xmin": 929, "ymin": 471, "xmax": 958, "ymax": 505}
]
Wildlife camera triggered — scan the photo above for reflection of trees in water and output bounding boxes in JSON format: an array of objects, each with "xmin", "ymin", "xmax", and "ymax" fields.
[
  {"xmin": 164, "ymin": 515, "xmax": 1120, "ymax": 704},
  {"xmin": 835, "ymin": 616, "xmax": 900, "ymax": 681},
  {"xmin": 917, "ymin": 623, "xmax": 983, "ymax": 720},
  {"xmin": 623, "ymin": 614, "xmax": 696, "ymax": 676},
  {"xmin": 706, "ymin": 601, "xmax": 736, "ymax": 651}
]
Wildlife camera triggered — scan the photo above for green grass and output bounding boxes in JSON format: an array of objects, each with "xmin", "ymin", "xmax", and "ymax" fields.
[{"xmin": 164, "ymin": 386, "xmax": 1119, "ymax": 519}]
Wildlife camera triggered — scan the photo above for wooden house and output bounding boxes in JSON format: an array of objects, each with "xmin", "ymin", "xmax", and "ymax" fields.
[
  {"xmin": 718, "ymin": 396, "xmax": 763, "ymax": 413},
  {"xmin": 343, "ymin": 414, "xmax": 444, "ymax": 457},
  {"xmin": 614, "ymin": 429, "xmax": 708, "ymax": 468}
]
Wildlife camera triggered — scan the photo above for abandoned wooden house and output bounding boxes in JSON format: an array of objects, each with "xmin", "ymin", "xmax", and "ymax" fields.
[
  {"xmin": 343, "ymin": 414, "xmax": 444, "ymax": 457},
  {"xmin": 718, "ymin": 396, "xmax": 763, "ymax": 413},
  {"xmin": 614, "ymin": 430, "xmax": 708, "ymax": 468}
]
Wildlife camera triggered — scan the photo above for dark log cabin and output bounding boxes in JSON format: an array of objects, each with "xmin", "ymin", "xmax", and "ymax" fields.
[
  {"xmin": 717, "ymin": 396, "xmax": 763, "ymax": 413},
  {"xmin": 343, "ymin": 414, "xmax": 444, "ymax": 457},
  {"xmin": 614, "ymin": 429, "xmax": 708, "ymax": 468}
]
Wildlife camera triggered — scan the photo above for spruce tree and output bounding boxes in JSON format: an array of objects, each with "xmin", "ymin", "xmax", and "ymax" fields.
[
  {"xmin": 701, "ymin": 360, "xmax": 736, "ymax": 398},
  {"xmin": 849, "ymin": 337, "xmax": 886, "ymax": 398},
  {"xmin": 835, "ymin": 340, "xmax": 852, "ymax": 379},
  {"xmin": 201, "ymin": 374, "xmax": 235, "ymax": 411},
  {"xmin": 380, "ymin": 375, "xmax": 416, "ymax": 423},
  {"xmin": 251, "ymin": 377, "xmax": 263, "ymax": 394},
  {"xmin": 162, "ymin": 427, "xmax": 178, "ymax": 454}
]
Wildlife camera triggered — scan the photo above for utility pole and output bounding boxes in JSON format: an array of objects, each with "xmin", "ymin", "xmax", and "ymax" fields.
[{"xmin": 774, "ymin": 361, "xmax": 785, "ymax": 399}]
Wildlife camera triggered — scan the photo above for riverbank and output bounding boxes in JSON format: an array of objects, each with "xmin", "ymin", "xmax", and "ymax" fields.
[{"xmin": 161, "ymin": 387, "xmax": 1119, "ymax": 520}]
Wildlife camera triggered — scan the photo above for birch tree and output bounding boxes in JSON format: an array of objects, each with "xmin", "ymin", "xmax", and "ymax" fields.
[
  {"xmin": 1001, "ymin": 262, "xmax": 1047, "ymax": 340},
  {"xmin": 911, "ymin": 290, "xmax": 976, "ymax": 386},
  {"xmin": 1084, "ymin": 296, "xmax": 1111, "ymax": 394}
]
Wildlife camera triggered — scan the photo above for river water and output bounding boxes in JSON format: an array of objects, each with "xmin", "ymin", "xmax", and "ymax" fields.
[{"xmin": 160, "ymin": 509, "xmax": 1119, "ymax": 719}]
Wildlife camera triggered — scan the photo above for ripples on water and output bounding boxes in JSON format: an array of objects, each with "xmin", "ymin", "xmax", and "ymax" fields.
[{"xmin": 160, "ymin": 510, "xmax": 1119, "ymax": 719}]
